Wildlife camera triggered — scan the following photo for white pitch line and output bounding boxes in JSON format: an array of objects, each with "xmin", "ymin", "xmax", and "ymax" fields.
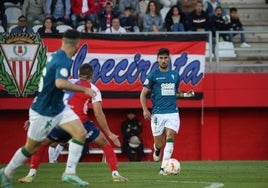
[{"xmin": 152, "ymin": 180, "xmax": 224, "ymax": 188}]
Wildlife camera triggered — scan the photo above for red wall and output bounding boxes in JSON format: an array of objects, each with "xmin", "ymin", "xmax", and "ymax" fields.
[{"xmin": 1, "ymin": 73, "xmax": 268, "ymax": 163}]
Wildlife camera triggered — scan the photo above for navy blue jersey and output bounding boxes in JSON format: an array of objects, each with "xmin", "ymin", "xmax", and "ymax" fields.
[
  {"xmin": 31, "ymin": 50, "xmax": 72, "ymax": 116},
  {"xmin": 144, "ymin": 69, "xmax": 180, "ymax": 114}
]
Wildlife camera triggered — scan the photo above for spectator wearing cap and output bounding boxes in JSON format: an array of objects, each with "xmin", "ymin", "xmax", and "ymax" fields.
[
  {"xmin": 10, "ymin": 15, "xmax": 34, "ymax": 34},
  {"xmin": 98, "ymin": 0, "xmax": 120, "ymax": 32}
]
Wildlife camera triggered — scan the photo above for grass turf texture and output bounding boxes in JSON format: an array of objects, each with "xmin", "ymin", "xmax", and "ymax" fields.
[{"xmin": 1, "ymin": 161, "xmax": 268, "ymax": 188}]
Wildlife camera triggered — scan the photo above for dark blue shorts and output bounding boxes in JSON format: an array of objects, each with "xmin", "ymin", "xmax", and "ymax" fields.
[{"xmin": 47, "ymin": 120, "xmax": 100, "ymax": 143}]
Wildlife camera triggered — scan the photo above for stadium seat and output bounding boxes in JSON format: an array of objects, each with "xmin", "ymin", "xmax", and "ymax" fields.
[
  {"xmin": 77, "ymin": 25, "xmax": 84, "ymax": 32},
  {"xmin": 56, "ymin": 25, "xmax": 73, "ymax": 33},
  {"xmin": 205, "ymin": 42, "xmax": 214, "ymax": 58},
  {"xmin": 6, "ymin": 7, "xmax": 22, "ymax": 25},
  {"xmin": 217, "ymin": 41, "xmax": 237, "ymax": 57},
  {"xmin": 0, "ymin": 25, "xmax": 5, "ymax": 33},
  {"xmin": 32, "ymin": 24, "xmax": 43, "ymax": 33}
]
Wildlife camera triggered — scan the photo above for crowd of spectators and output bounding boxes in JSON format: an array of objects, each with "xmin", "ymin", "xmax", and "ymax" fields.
[{"xmin": 0, "ymin": 0, "xmax": 251, "ymax": 47}]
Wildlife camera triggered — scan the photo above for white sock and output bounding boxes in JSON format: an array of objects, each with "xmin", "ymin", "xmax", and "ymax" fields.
[
  {"xmin": 161, "ymin": 142, "xmax": 174, "ymax": 168},
  {"xmin": 5, "ymin": 147, "xmax": 30, "ymax": 179},
  {"xmin": 28, "ymin": 169, "xmax": 37, "ymax": 177},
  {"xmin": 52, "ymin": 144, "xmax": 64, "ymax": 162},
  {"xmin": 48, "ymin": 146, "xmax": 55, "ymax": 163},
  {"xmin": 65, "ymin": 140, "xmax": 83, "ymax": 174}
]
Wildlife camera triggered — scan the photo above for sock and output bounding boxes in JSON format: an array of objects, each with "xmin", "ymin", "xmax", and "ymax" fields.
[
  {"xmin": 28, "ymin": 169, "xmax": 37, "ymax": 177},
  {"xmin": 102, "ymin": 144, "xmax": 118, "ymax": 172},
  {"xmin": 29, "ymin": 145, "xmax": 48, "ymax": 174},
  {"xmin": 65, "ymin": 139, "xmax": 84, "ymax": 174},
  {"xmin": 4, "ymin": 147, "xmax": 31, "ymax": 179},
  {"xmin": 161, "ymin": 138, "xmax": 174, "ymax": 168},
  {"xmin": 52, "ymin": 144, "xmax": 64, "ymax": 162},
  {"xmin": 48, "ymin": 146, "xmax": 55, "ymax": 163}
]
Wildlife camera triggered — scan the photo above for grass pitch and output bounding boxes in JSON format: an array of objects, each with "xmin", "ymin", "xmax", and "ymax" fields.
[{"xmin": 1, "ymin": 161, "xmax": 268, "ymax": 188}]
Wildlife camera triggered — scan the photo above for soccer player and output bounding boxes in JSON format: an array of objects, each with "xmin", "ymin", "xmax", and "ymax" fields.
[
  {"xmin": 0, "ymin": 29, "xmax": 95, "ymax": 187},
  {"xmin": 19, "ymin": 63, "xmax": 128, "ymax": 183},
  {"xmin": 140, "ymin": 48, "xmax": 194, "ymax": 175}
]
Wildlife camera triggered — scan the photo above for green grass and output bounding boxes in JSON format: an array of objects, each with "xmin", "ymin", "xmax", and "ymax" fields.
[{"xmin": 1, "ymin": 161, "xmax": 268, "ymax": 188}]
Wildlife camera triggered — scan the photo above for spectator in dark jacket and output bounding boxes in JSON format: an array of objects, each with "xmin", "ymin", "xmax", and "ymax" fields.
[
  {"xmin": 37, "ymin": 17, "xmax": 59, "ymax": 36},
  {"xmin": 228, "ymin": 7, "xmax": 251, "ymax": 48},
  {"xmin": 209, "ymin": 6, "xmax": 229, "ymax": 40},
  {"xmin": 98, "ymin": 0, "xmax": 120, "ymax": 31},
  {"xmin": 165, "ymin": 5, "xmax": 186, "ymax": 32},
  {"xmin": 121, "ymin": 111, "xmax": 144, "ymax": 161},
  {"xmin": 10, "ymin": 15, "xmax": 34, "ymax": 34},
  {"xmin": 120, "ymin": 7, "xmax": 138, "ymax": 32},
  {"xmin": 187, "ymin": 0, "xmax": 209, "ymax": 31}
]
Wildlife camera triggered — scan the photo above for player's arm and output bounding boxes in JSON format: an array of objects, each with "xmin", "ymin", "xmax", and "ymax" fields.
[
  {"xmin": 176, "ymin": 90, "xmax": 195, "ymax": 98},
  {"xmin": 92, "ymin": 101, "xmax": 121, "ymax": 147},
  {"xmin": 55, "ymin": 78, "xmax": 95, "ymax": 97},
  {"xmin": 140, "ymin": 87, "xmax": 151, "ymax": 121}
]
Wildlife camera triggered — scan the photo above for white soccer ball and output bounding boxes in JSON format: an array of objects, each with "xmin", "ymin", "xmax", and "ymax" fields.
[{"xmin": 163, "ymin": 158, "xmax": 181, "ymax": 175}]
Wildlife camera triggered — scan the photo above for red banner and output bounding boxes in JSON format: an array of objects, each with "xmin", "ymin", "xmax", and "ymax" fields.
[{"xmin": 0, "ymin": 33, "xmax": 206, "ymax": 99}]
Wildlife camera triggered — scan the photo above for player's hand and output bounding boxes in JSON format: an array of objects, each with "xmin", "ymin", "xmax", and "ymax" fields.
[
  {"xmin": 24, "ymin": 120, "xmax": 30, "ymax": 130},
  {"xmin": 109, "ymin": 133, "xmax": 121, "ymax": 147},
  {"xmin": 84, "ymin": 88, "xmax": 96, "ymax": 98},
  {"xmin": 143, "ymin": 109, "xmax": 151, "ymax": 121},
  {"xmin": 184, "ymin": 90, "xmax": 195, "ymax": 97}
]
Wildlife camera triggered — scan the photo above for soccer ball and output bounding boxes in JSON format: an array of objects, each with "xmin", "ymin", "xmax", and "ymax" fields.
[{"xmin": 163, "ymin": 158, "xmax": 181, "ymax": 175}]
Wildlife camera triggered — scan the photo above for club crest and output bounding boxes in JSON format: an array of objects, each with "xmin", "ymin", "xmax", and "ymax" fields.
[{"xmin": 0, "ymin": 33, "xmax": 47, "ymax": 97}]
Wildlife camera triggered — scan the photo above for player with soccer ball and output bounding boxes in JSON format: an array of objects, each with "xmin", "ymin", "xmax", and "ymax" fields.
[{"xmin": 140, "ymin": 48, "xmax": 194, "ymax": 175}]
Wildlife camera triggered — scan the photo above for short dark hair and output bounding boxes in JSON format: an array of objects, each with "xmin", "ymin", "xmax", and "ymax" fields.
[
  {"xmin": 63, "ymin": 29, "xmax": 81, "ymax": 40},
  {"xmin": 229, "ymin": 7, "xmax": 237, "ymax": 13},
  {"xmin": 18, "ymin": 15, "xmax": 26, "ymax": 21},
  {"xmin": 79, "ymin": 63, "xmax": 93, "ymax": 79},
  {"xmin": 157, "ymin": 48, "xmax": 170, "ymax": 56}
]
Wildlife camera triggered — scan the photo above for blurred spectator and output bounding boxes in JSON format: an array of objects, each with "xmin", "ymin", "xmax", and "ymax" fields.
[
  {"xmin": 94, "ymin": 0, "xmax": 117, "ymax": 13},
  {"xmin": 71, "ymin": 0, "xmax": 97, "ymax": 29},
  {"xmin": 10, "ymin": 15, "xmax": 34, "ymax": 34},
  {"xmin": 45, "ymin": 0, "xmax": 72, "ymax": 26},
  {"xmin": 4, "ymin": 0, "xmax": 24, "ymax": 5},
  {"xmin": 159, "ymin": 0, "xmax": 179, "ymax": 8},
  {"xmin": 209, "ymin": 6, "xmax": 228, "ymax": 40},
  {"xmin": 187, "ymin": 0, "xmax": 209, "ymax": 31},
  {"xmin": 143, "ymin": 0, "xmax": 164, "ymax": 32},
  {"xmin": 165, "ymin": 5, "xmax": 186, "ymax": 32},
  {"xmin": 181, "ymin": 0, "xmax": 196, "ymax": 19},
  {"xmin": 120, "ymin": 7, "xmax": 139, "ymax": 32},
  {"xmin": 118, "ymin": 0, "xmax": 139, "ymax": 20},
  {"xmin": 98, "ymin": 0, "xmax": 120, "ymax": 32},
  {"xmin": 22, "ymin": 0, "xmax": 46, "ymax": 26},
  {"xmin": 138, "ymin": 0, "xmax": 149, "ymax": 31},
  {"xmin": 37, "ymin": 17, "xmax": 59, "ymax": 36},
  {"xmin": 203, "ymin": 0, "xmax": 222, "ymax": 18},
  {"xmin": 80, "ymin": 18, "xmax": 97, "ymax": 33},
  {"xmin": 228, "ymin": 7, "xmax": 251, "ymax": 48},
  {"xmin": 105, "ymin": 17, "xmax": 126, "ymax": 33},
  {"xmin": 121, "ymin": 111, "xmax": 144, "ymax": 162},
  {"xmin": 0, "ymin": 1, "xmax": 7, "ymax": 31}
]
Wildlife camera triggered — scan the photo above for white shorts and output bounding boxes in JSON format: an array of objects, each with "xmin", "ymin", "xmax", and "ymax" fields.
[
  {"xmin": 28, "ymin": 106, "xmax": 79, "ymax": 142},
  {"xmin": 151, "ymin": 113, "xmax": 180, "ymax": 136}
]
